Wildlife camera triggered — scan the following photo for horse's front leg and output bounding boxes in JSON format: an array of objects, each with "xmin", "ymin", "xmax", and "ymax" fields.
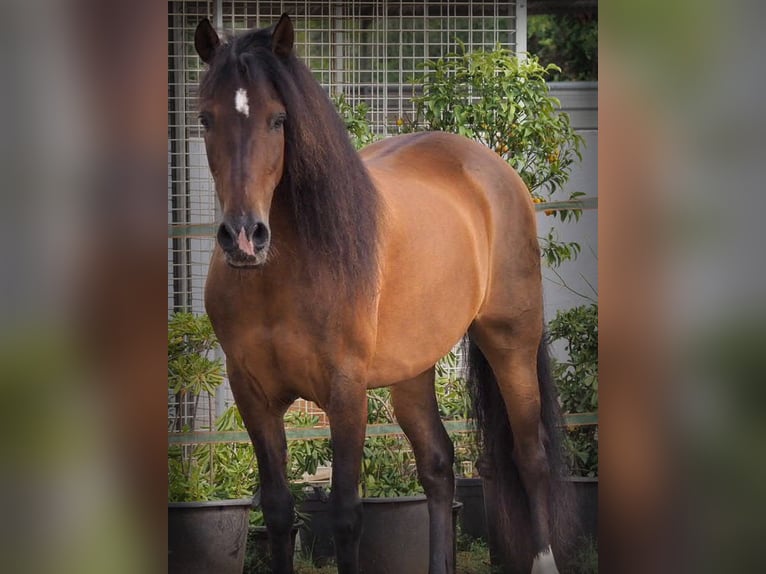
[
  {"xmin": 326, "ymin": 378, "xmax": 368, "ymax": 574},
  {"xmin": 228, "ymin": 371, "xmax": 295, "ymax": 574}
]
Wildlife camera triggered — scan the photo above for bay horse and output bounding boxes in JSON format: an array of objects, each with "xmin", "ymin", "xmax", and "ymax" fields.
[{"xmin": 195, "ymin": 14, "xmax": 574, "ymax": 574}]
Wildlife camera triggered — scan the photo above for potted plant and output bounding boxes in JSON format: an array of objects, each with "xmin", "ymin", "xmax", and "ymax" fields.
[
  {"xmin": 549, "ymin": 303, "xmax": 599, "ymax": 544},
  {"xmin": 167, "ymin": 312, "xmax": 256, "ymax": 574}
]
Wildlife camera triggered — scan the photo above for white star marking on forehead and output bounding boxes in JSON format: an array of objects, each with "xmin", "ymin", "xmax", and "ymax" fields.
[{"xmin": 235, "ymin": 88, "xmax": 250, "ymax": 117}]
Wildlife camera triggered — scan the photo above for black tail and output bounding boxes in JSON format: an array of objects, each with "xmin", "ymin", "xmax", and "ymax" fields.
[{"xmin": 465, "ymin": 335, "xmax": 577, "ymax": 572}]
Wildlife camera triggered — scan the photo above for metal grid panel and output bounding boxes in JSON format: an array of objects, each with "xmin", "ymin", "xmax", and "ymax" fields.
[
  {"xmin": 169, "ymin": 1, "xmax": 218, "ymax": 314},
  {"xmin": 168, "ymin": 0, "xmax": 518, "ymax": 420}
]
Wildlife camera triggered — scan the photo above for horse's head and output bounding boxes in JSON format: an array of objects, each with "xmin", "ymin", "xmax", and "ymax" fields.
[{"xmin": 194, "ymin": 15, "xmax": 295, "ymax": 268}]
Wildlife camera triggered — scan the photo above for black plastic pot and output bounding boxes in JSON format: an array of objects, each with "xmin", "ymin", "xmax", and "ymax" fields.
[
  {"xmin": 168, "ymin": 498, "xmax": 252, "ymax": 574},
  {"xmin": 298, "ymin": 487, "xmax": 335, "ymax": 566},
  {"xmin": 568, "ymin": 476, "xmax": 598, "ymax": 542},
  {"xmin": 359, "ymin": 495, "xmax": 462, "ymax": 574},
  {"xmin": 454, "ymin": 477, "xmax": 487, "ymax": 541}
]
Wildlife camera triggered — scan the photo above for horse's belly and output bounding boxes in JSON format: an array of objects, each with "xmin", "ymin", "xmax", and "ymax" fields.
[
  {"xmin": 366, "ymin": 175, "xmax": 489, "ymax": 386},
  {"xmin": 367, "ymin": 317, "xmax": 470, "ymax": 387},
  {"xmin": 367, "ymin": 256, "xmax": 481, "ymax": 385}
]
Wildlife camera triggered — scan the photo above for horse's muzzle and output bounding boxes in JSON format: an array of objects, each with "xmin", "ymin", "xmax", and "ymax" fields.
[{"xmin": 217, "ymin": 217, "xmax": 270, "ymax": 267}]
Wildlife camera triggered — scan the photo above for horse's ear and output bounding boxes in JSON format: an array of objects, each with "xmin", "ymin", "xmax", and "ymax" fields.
[
  {"xmin": 271, "ymin": 13, "xmax": 294, "ymax": 58},
  {"xmin": 194, "ymin": 18, "xmax": 220, "ymax": 64}
]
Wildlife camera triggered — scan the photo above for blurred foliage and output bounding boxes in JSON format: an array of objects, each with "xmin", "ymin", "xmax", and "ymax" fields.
[
  {"xmin": 549, "ymin": 305, "xmax": 598, "ymax": 413},
  {"xmin": 561, "ymin": 427, "xmax": 599, "ymax": 479},
  {"xmin": 528, "ymin": 13, "xmax": 598, "ymax": 81},
  {"xmin": 548, "ymin": 304, "xmax": 599, "ymax": 477},
  {"xmin": 436, "ymin": 377, "xmax": 470, "ymax": 421}
]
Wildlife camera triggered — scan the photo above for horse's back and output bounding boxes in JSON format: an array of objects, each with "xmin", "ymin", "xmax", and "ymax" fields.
[
  {"xmin": 361, "ymin": 132, "xmax": 541, "ymax": 386},
  {"xmin": 361, "ymin": 131, "xmax": 533, "ymax": 225}
]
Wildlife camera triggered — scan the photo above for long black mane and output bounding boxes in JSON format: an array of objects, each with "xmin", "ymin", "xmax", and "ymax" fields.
[{"xmin": 200, "ymin": 25, "xmax": 380, "ymax": 300}]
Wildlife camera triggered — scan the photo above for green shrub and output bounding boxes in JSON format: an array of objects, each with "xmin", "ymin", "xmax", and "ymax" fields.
[
  {"xmin": 285, "ymin": 411, "xmax": 332, "ymax": 481},
  {"xmin": 168, "ymin": 313, "xmax": 257, "ymax": 501},
  {"xmin": 332, "ymin": 93, "xmax": 377, "ymax": 150},
  {"xmin": 361, "ymin": 388, "xmax": 422, "ymax": 497},
  {"xmin": 168, "ymin": 404, "xmax": 258, "ymax": 502},
  {"xmin": 548, "ymin": 304, "xmax": 598, "ymax": 477}
]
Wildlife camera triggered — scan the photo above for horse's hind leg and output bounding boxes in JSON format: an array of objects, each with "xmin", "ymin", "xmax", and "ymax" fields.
[
  {"xmin": 391, "ymin": 368, "xmax": 456, "ymax": 574},
  {"xmin": 471, "ymin": 313, "xmax": 562, "ymax": 574}
]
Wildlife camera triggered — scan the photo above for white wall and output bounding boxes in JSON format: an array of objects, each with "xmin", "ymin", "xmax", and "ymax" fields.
[{"xmin": 538, "ymin": 83, "xmax": 598, "ymax": 354}]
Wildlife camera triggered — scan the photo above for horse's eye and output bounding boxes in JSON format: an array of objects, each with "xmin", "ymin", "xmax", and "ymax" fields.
[
  {"xmin": 270, "ymin": 113, "xmax": 286, "ymax": 130},
  {"xmin": 199, "ymin": 113, "xmax": 211, "ymax": 130}
]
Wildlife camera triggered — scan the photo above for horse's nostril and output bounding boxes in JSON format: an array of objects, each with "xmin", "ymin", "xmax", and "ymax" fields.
[
  {"xmin": 217, "ymin": 222, "xmax": 237, "ymax": 252},
  {"xmin": 252, "ymin": 222, "xmax": 270, "ymax": 250}
]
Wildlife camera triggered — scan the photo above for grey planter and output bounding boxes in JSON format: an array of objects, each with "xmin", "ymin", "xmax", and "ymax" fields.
[
  {"xmin": 168, "ymin": 498, "xmax": 252, "ymax": 574},
  {"xmin": 454, "ymin": 477, "xmax": 487, "ymax": 541},
  {"xmin": 569, "ymin": 476, "xmax": 598, "ymax": 542},
  {"xmin": 359, "ymin": 495, "xmax": 462, "ymax": 574},
  {"xmin": 298, "ymin": 487, "xmax": 335, "ymax": 566}
]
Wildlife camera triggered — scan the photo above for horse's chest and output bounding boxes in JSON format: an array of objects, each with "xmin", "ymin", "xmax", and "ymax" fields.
[
  {"xmin": 206, "ymin": 263, "xmax": 376, "ymax": 402},
  {"xmin": 226, "ymin": 318, "xmax": 325, "ymax": 382}
]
